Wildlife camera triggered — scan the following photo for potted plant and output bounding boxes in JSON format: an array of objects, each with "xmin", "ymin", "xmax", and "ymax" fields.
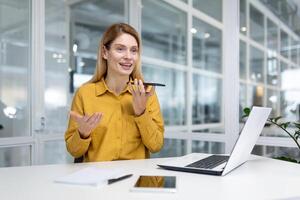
[{"xmin": 243, "ymin": 107, "xmax": 300, "ymax": 163}]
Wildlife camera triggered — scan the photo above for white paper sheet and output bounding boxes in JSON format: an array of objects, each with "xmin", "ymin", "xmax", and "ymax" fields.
[{"xmin": 54, "ymin": 167, "xmax": 124, "ymax": 186}]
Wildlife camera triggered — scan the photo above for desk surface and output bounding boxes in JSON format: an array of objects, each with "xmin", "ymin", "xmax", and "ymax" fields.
[{"xmin": 1, "ymin": 154, "xmax": 300, "ymax": 200}]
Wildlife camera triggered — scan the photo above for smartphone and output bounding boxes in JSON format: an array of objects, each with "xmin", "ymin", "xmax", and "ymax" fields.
[
  {"xmin": 130, "ymin": 175, "xmax": 176, "ymax": 193},
  {"xmin": 142, "ymin": 82, "xmax": 166, "ymax": 87},
  {"xmin": 127, "ymin": 81, "xmax": 166, "ymax": 87}
]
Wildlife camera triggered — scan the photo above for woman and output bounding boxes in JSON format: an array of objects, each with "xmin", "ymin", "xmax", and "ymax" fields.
[{"xmin": 65, "ymin": 23, "xmax": 164, "ymax": 162}]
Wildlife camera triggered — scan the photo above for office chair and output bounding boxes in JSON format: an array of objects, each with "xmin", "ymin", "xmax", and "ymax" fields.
[{"xmin": 74, "ymin": 156, "xmax": 84, "ymax": 163}]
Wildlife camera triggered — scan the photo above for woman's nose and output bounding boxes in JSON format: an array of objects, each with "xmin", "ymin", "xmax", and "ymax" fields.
[{"xmin": 124, "ymin": 50, "xmax": 133, "ymax": 59}]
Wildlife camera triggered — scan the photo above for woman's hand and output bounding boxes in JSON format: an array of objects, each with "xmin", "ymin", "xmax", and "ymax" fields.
[
  {"xmin": 70, "ymin": 111, "xmax": 103, "ymax": 139},
  {"xmin": 129, "ymin": 79, "xmax": 154, "ymax": 116}
]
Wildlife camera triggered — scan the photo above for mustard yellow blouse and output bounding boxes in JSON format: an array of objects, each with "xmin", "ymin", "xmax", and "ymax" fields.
[{"xmin": 65, "ymin": 79, "xmax": 164, "ymax": 162}]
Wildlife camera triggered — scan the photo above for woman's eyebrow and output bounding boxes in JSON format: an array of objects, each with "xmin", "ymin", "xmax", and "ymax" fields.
[{"xmin": 113, "ymin": 43, "xmax": 138, "ymax": 48}]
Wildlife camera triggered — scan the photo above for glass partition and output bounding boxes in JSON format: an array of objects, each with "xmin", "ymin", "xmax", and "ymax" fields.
[
  {"xmin": 192, "ymin": 141, "xmax": 225, "ymax": 154},
  {"xmin": 280, "ymin": 30, "xmax": 289, "ymax": 59},
  {"xmin": 0, "ymin": 0, "xmax": 31, "ymax": 138},
  {"xmin": 143, "ymin": 65, "xmax": 186, "ymax": 126},
  {"xmin": 266, "ymin": 18, "xmax": 278, "ymax": 52},
  {"xmin": 192, "ymin": 74, "xmax": 222, "ymax": 124},
  {"xmin": 192, "ymin": 0, "xmax": 222, "ymax": 22},
  {"xmin": 250, "ymin": 4, "xmax": 264, "ymax": 45},
  {"xmin": 0, "ymin": 146, "xmax": 31, "ymax": 167},
  {"xmin": 141, "ymin": 0, "xmax": 187, "ymax": 65},
  {"xmin": 240, "ymin": 41, "xmax": 247, "ymax": 80},
  {"xmin": 41, "ymin": 140, "xmax": 73, "ymax": 164},
  {"xmin": 240, "ymin": 0, "xmax": 247, "ymax": 35},
  {"xmin": 192, "ymin": 17, "xmax": 222, "ymax": 73},
  {"xmin": 151, "ymin": 138, "xmax": 187, "ymax": 158}
]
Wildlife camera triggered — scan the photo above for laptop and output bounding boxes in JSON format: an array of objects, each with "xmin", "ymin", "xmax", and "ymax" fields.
[{"xmin": 157, "ymin": 106, "xmax": 271, "ymax": 176}]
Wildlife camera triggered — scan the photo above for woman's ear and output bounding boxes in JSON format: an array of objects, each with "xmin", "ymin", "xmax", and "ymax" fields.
[{"xmin": 102, "ymin": 45, "xmax": 108, "ymax": 60}]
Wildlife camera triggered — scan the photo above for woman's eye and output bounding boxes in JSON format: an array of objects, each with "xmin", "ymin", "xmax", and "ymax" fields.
[{"xmin": 131, "ymin": 49, "xmax": 138, "ymax": 53}]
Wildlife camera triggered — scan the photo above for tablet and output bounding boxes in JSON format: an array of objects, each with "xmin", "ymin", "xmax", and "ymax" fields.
[{"xmin": 130, "ymin": 175, "xmax": 176, "ymax": 193}]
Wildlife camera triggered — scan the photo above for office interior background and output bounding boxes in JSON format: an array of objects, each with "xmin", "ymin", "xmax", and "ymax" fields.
[{"xmin": 0, "ymin": 0, "xmax": 300, "ymax": 167}]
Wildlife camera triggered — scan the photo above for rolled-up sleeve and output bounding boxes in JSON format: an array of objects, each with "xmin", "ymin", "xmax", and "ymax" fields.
[
  {"xmin": 134, "ymin": 93, "xmax": 164, "ymax": 153},
  {"xmin": 65, "ymin": 89, "xmax": 91, "ymax": 158}
]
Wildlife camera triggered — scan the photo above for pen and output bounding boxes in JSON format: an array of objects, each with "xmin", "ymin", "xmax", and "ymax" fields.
[{"xmin": 108, "ymin": 174, "xmax": 133, "ymax": 185}]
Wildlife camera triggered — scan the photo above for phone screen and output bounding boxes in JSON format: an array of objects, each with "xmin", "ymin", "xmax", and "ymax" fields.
[{"xmin": 134, "ymin": 176, "xmax": 176, "ymax": 189}]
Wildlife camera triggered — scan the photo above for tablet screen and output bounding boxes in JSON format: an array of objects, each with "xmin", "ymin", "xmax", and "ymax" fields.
[{"xmin": 134, "ymin": 176, "xmax": 176, "ymax": 189}]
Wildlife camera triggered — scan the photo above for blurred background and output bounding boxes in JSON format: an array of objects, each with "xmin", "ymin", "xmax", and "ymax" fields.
[{"xmin": 0, "ymin": 0, "xmax": 300, "ymax": 167}]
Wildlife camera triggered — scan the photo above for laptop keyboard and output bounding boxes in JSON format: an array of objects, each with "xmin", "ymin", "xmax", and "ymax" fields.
[{"xmin": 185, "ymin": 155, "xmax": 229, "ymax": 169}]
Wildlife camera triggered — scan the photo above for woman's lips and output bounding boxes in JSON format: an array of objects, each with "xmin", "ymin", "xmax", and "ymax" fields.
[{"xmin": 119, "ymin": 63, "xmax": 132, "ymax": 70}]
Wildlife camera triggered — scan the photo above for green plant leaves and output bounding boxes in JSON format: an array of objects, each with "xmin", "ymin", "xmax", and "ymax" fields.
[
  {"xmin": 293, "ymin": 122, "xmax": 300, "ymax": 129},
  {"xmin": 242, "ymin": 107, "xmax": 250, "ymax": 118},
  {"xmin": 279, "ymin": 122, "xmax": 290, "ymax": 129},
  {"xmin": 275, "ymin": 156, "xmax": 299, "ymax": 163},
  {"xmin": 270, "ymin": 116, "xmax": 282, "ymax": 123},
  {"xmin": 294, "ymin": 130, "xmax": 300, "ymax": 140}
]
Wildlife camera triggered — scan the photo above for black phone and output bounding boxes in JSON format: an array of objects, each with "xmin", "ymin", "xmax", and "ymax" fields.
[
  {"xmin": 127, "ymin": 81, "xmax": 166, "ymax": 87},
  {"xmin": 142, "ymin": 82, "xmax": 166, "ymax": 87}
]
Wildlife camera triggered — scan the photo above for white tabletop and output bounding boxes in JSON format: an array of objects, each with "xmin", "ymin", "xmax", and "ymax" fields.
[{"xmin": 1, "ymin": 154, "xmax": 300, "ymax": 200}]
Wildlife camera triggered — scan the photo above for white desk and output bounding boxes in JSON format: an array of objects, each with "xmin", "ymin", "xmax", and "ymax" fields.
[{"xmin": 1, "ymin": 154, "xmax": 300, "ymax": 200}]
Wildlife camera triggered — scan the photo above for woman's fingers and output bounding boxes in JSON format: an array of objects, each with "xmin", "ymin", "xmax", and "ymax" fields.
[
  {"xmin": 70, "ymin": 111, "xmax": 103, "ymax": 129},
  {"xmin": 70, "ymin": 111, "xmax": 82, "ymax": 123},
  {"xmin": 82, "ymin": 115, "xmax": 90, "ymax": 122},
  {"xmin": 91, "ymin": 113, "xmax": 103, "ymax": 128},
  {"xmin": 129, "ymin": 81, "xmax": 139, "ymax": 97},
  {"xmin": 138, "ymin": 79, "xmax": 145, "ymax": 96},
  {"xmin": 146, "ymin": 86, "xmax": 155, "ymax": 97},
  {"xmin": 133, "ymin": 79, "xmax": 139, "ymax": 95},
  {"xmin": 86, "ymin": 113, "xmax": 97, "ymax": 125}
]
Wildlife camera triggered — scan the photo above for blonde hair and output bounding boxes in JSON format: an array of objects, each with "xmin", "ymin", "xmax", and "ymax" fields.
[{"xmin": 88, "ymin": 23, "xmax": 143, "ymax": 83}]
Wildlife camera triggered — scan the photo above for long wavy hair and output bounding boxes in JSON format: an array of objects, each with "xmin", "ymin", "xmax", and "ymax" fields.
[{"xmin": 87, "ymin": 23, "xmax": 143, "ymax": 83}]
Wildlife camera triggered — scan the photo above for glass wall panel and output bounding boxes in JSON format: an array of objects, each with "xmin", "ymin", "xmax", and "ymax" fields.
[
  {"xmin": 249, "ymin": 85, "xmax": 264, "ymax": 106},
  {"xmin": 239, "ymin": 83, "xmax": 247, "ymax": 120},
  {"xmin": 280, "ymin": 61, "xmax": 288, "ymax": 87},
  {"xmin": 240, "ymin": 40, "xmax": 247, "ymax": 80},
  {"xmin": 192, "ymin": 17, "xmax": 222, "ymax": 73},
  {"xmin": 44, "ymin": 0, "xmax": 126, "ymax": 133},
  {"xmin": 192, "ymin": 75, "xmax": 222, "ymax": 124},
  {"xmin": 250, "ymin": 5, "xmax": 264, "ymax": 45},
  {"xmin": 41, "ymin": 140, "xmax": 73, "ymax": 164},
  {"xmin": 266, "ymin": 89, "xmax": 278, "ymax": 117},
  {"xmin": 266, "ymin": 18, "xmax": 278, "ymax": 52},
  {"xmin": 280, "ymin": 65, "xmax": 300, "ymax": 122},
  {"xmin": 192, "ymin": 0, "xmax": 222, "ymax": 22},
  {"xmin": 266, "ymin": 52, "xmax": 278, "ymax": 86},
  {"xmin": 192, "ymin": 127, "xmax": 224, "ymax": 134},
  {"xmin": 192, "ymin": 141, "xmax": 225, "ymax": 154},
  {"xmin": 241, "ymin": 0, "xmax": 300, "ymax": 160},
  {"xmin": 151, "ymin": 138, "xmax": 187, "ymax": 158},
  {"xmin": 0, "ymin": 0, "xmax": 31, "ymax": 137},
  {"xmin": 249, "ymin": 46, "xmax": 264, "ymax": 83},
  {"xmin": 44, "ymin": 0, "xmax": 69, "ymax": 134},
  {"xmin": 259, "ymin": 0, "xmax": 300, "ymax": 37},
  {"xmin": 298, "ymin": 43, "xmax": 300, "ymax": 65},
  {"xmin": 291, "ymin": 38, "xmax": 298, "ymax": 64},
  {"xmin": 240, "ymin": 0, "xmax": 247, "ymax": 34},
  {"xmin": 143, "ymin": 65, "xmax": 186, "ymax": 125},
  {"xmin": 70, "ymin": 0, "xmax": 126, "ymax": 90},
  {"xmin": 252, "ymin": 145, "xmax": 300, "ymax": 161},
  {"xmin": 280, "ymin": 30, "xmax": 289, "ymax": 59},
  {"xmin": 142, "ymin": 0, "xmax": 187, "ymax": 65},
  {"xmin": 0, "ymin": 146, "xmax": 31, "ymax": 167}
]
